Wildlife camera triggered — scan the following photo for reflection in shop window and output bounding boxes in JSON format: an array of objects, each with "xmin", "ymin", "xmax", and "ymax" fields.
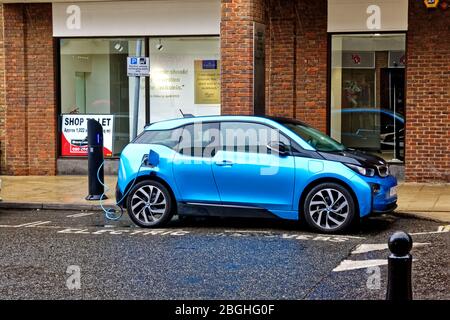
[{"xmin": 330, "ymin": 34, "xmax": 406, "ymax": 162}]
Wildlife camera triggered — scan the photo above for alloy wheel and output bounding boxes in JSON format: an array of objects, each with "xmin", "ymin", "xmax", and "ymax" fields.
[
  {"xmin": 308, "ymin": 188, "xmax": 349, "ymax": 230},
  {"xmin": 130, "ymin": 185, "xmax": 167, "ymax": 225}
]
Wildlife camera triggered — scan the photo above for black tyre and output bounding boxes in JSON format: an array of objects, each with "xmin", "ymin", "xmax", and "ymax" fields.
[
  {"xmin": 303, "ymin": 182, "xmax": 356, "ymax": 233},
  {"xmin": 126, "ymin": 180, "xmax": 174, "ymax": 228}
]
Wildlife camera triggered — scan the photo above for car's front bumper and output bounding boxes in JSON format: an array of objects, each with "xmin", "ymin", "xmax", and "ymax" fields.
[
  {"xmin": 372, "ymin": 202, "xmax": 397, "ymax": 214},
  {"xmin": 348, "ymin": 171, "xmax": 398, "ymax": 217},
  {"xmin": 365, "ymin": 174, "xmax": 398, "ymax": 214}
]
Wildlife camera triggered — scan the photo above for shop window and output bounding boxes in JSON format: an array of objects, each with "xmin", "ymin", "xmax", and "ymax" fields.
[
  {"xmin": 330, "ymin": 34, "xmax": 406, "ymax": 162},
  {"xmin": 149, "ymin": 37, "xmax": 221, "ymax": 123},
  {"xmin": 59, "ymin": 38, "xmax": 146, "ymax": 157},
  {"xmin": 59, "ymin": 36, "xmax": 220, "ymax": 158}
]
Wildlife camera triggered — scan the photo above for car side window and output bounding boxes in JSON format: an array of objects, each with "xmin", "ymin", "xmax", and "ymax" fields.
[
  {"xmin": 133, "ymin": 128, "xmax": 182, "ymax": 150},
  {"xmin": 220, "ymin": 122, "xmax": 291, "ymax": 154},
  {"xmin": 178, "ymin": 122, "xmax": 220, "ymax": 158}
]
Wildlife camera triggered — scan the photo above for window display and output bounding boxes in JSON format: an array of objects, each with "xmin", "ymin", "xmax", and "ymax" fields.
[{"xmin": 330, "ymin": 34, "xmax": 406, "ymax": 162}]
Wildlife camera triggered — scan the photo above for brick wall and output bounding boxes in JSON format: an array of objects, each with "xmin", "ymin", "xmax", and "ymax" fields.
[
  {"xmin": 293, "ymin": 0, "xmax": 328, "ymax": 133},
  {"xmin": 265, "ymin": 0, "xmax": 296, "ymax": 118},
  {"xmin": 24, "ymin": 4, "xmax": 56, "ymax": 175},
  {"xmin": 2, "ymin": 4, "xmax": 28, "ymax": 175},
  {"xmin": 220, "ymin": 0, "xmax": 265, "ymax": 115},
  {"xmin": 0, "ymin": 4, "xmax": 56, "ymax": 175},
  {"xmin": 221, "ymin": 0, "xmax": 328, "ymax": 131},
  {"xmin": 0, "ymin": 5, "xmax": 5, "ymax": 173},
  {"xmin": 405, "ymin": 1, "xmax": 450, "ymax": 182}
]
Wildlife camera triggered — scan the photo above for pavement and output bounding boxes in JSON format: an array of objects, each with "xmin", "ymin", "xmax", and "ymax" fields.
[
  {"xmin": 0, "ymin": 175, "xmax": 449, "ymax": 222},
  {"xmin": 0, "ymin": 209, "xmax": 448, "ymax": 299}
]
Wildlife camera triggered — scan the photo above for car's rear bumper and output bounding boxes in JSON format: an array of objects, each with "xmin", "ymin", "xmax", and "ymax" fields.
[{"xmin": 115, "ymin": 183, "xmax": 126, "ymax": 208}]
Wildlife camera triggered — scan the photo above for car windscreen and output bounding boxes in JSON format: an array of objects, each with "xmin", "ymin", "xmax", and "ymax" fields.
[{"xmin": 279, "ymin": 121, "xmax": 346, "ymax": 152}]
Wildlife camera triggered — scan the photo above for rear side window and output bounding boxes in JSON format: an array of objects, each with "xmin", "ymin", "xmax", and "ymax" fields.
[
  {"xmin": 178, "ymin": 122, "xmax": 220, "ymax": 158},
  {"xmin": 133, "ymin": 129, "xmax": 182, "ymax": 150}
]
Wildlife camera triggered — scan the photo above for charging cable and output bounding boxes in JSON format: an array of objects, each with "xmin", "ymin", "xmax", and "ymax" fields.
[{"xmin": 97, "ymin": 159, "xmax": 146, "ymax": 221}]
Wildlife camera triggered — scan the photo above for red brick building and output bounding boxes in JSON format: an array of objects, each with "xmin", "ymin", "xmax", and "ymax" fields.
[{"xmin": 0, "ymin": 0, "xmax": 449, "ymax": 182}]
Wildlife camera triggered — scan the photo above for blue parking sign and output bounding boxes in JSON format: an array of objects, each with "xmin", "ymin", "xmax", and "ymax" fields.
[{"xmin": 127, "ymin": 56, "xmax": 150, "ymax": 77}]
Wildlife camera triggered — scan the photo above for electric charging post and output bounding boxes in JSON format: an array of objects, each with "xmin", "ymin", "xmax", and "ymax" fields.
[{"xmin": 86, "ymin": 119, "xmax": 108, "ymax": 201}]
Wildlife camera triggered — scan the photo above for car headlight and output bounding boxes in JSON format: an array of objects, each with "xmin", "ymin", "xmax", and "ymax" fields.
[{"xmin": 345, "ymin": 163, "xmax": 376, "ymax": 177}]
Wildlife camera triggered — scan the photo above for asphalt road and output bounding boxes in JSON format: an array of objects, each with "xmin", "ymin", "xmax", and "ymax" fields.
[{"xmin": 0, "ymin": 209, "xmax": 448, "ymax": 300}]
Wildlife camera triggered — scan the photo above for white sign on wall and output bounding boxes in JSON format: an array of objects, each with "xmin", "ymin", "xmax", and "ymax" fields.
[
  {"xmin": 52, "ymin": 0, "xmax": 220, "ymax": 37},
  {"xmin": 328, "ymin": 0, "xmax": 408, "ymax": 32}
]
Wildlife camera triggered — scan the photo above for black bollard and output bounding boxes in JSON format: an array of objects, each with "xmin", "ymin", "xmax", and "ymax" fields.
[
  {"xmin": 85, "ymin": 119, "xmax": 108, "ymax": 201},
  {"xmin": 386, "ymin": 231, "xmax": 413, "ymax": 300}
]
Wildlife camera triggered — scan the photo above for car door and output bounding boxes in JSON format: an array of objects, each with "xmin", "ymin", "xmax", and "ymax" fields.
[
  {"xmin": 172, "ymin": 122, "xmax": 221, "ymax": 203},
  {"xmin": 212, "ymin": 121, "xmax": 295, "ymax": 211}
]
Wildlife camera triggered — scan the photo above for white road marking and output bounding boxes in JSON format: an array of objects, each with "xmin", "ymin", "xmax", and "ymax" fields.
[
  {"xmin": 0, "ymin": 221, "xmax": 52, "ymax": 228},
  {"xmin": 222, "ymin": 230, "xmax": 365, "ymax": 242},
  {"xmin": 24, "ymin": 221, "xmax": 52, "ymax": 227},
  {"xmin": 333, "ymin": 258, "xmax": 418, "ymax": 272},
  {"xmin": 410, "ymin": 225, "xmax": 450, "ymax": 236},
  {"xmin": 281, "ymin": 233, "xmax": 364, "ymax": 242},
  {"xmin": 14, "ymin": 221, "xmax": 48, "ymax": 228},
  {"xmin": 0, "ymin": 221, "xmax": 363, "ymax": 242},
  {"xmin": 224, "ymin": 230, "xmax": 271, "ymax": 233},
  {"xmin": 56, "ymin": 227, "xmax": 190, "ymax": 236},
  {"xmin": 66, "ymin": 212, "xmax": 97, "ymax": 218},
  {"xmin": 351, "ymin": 242, "xmax": 430, "ymax": 255},
  {"xmin": 333, "ymin": 259, "xmax": 388, "ymax": 272}
]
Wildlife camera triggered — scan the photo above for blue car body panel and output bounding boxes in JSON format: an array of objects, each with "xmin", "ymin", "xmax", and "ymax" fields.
[
  {"xmin": 172, "ymin": 152, "xmax": 221, "ymax": 203},
  {"xmin": 212, "ymin": 150, "xmax": 295, "ymax": 211},
  {"xmin": 118, "ymin": 144, "xmax": 182, "ymax": 202},
  {"xmin": 362, "ymin": 174, "xmax": 398, "ymax": 212},
  {"xmin": 117, "ymin": 115, "xmax": 397, "ymax": 220}
]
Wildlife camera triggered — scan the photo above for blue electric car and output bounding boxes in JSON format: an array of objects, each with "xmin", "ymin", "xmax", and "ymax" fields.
[{"xmin": 116, "ymin": 116, "xmax": 397, "ymax": 233}]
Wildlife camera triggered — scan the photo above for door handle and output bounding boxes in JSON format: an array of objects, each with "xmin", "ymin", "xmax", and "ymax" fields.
[{"xmin": 215, "ymin": 160, "xmax": 233, "ymax": 167}]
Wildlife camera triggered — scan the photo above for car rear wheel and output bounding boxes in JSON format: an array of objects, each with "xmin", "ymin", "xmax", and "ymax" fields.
[
  {"xmin": 127, "ymin": 180, "xmax": 174, "ymax": 228},
  {"xmin": 303, "ymin": 182, "xmax": 356, "ymax": 233}
]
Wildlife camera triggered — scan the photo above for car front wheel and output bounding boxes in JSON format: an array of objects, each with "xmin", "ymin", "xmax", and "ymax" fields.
[
  {"xmin": 303, "ymin": 182, "xmax": 356, "ymax": 233},
  {"xmin": 127, "ymin": 180, "xmax": 174, "ymax": 228}
]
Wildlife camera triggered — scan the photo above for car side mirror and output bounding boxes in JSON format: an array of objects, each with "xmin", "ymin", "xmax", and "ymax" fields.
[{"xmin": 267, "ymin": 141, "xmax": 289, "ymax": 156}]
